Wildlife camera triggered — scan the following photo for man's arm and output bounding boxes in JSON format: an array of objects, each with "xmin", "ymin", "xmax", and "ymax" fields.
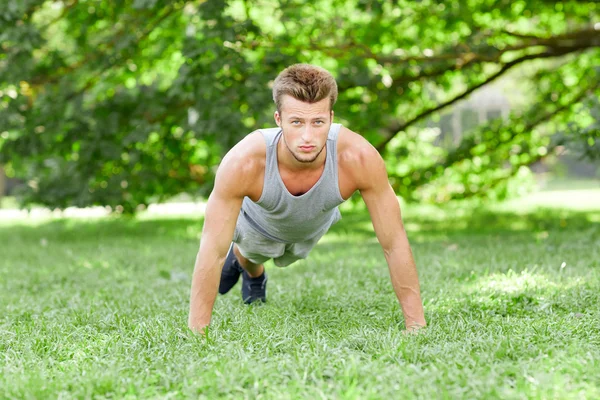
[
  {"xmin": 187, "ymin": 151, "xmax": 254, "ymax": 333},
  {"xmin": 357, "ymin": 146, "xmax": 426, "ymax": 330}
]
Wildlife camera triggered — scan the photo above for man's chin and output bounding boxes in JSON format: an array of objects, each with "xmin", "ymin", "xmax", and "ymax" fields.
[{"xmin": 292, "ymin": 153, "xmax": 319, "ymax": 163}]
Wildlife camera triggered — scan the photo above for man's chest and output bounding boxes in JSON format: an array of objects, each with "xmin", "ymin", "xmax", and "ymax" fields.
[
  {"xmin": 278, "ymin": 167, "xmax": 324, "ymax": 197},
  {"xmin": 278, "ymin": 164, "xmax": 355, "ymax": 199}
]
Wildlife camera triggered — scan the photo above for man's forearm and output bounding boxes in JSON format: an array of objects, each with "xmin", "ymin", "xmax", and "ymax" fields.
[
  {"xmin": 188, "ymin": 250, "xmax": 225, "ymax": 332},
  {"xmin": 385, "ymin": 246, "xmax": 426, "ymax": 329}
]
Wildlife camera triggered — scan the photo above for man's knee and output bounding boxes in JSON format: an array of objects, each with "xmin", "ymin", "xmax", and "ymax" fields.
[{"xmin": 233, "ymin": 244, "xmax": 260, "ymax": 268}]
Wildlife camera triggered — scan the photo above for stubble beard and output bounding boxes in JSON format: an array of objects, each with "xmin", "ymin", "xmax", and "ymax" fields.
[{"xmin": 282, "ymin": 130, "xmax": 326, "ymax": 164}]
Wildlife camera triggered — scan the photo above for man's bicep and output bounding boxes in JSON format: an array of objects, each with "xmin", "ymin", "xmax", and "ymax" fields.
[
  {"xmin": 198, "ymin": 150, "xmax": 254, "ymax": 255},
  {"xmin": 199, "ymin": 187, "xmax": 243, "ymax": 256},
  {"xmin": 357, "ymin": 149, "xmax": 406, "ymax": 251}
]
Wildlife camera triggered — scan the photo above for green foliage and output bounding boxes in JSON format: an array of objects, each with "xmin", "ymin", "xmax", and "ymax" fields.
[
  {"xmin": 0, "ymin": 0, "xmax": 599, "ymax": 211},
  {"xmin": 557, "ymin": 96, "xmax": 600, "ymax": 162}
]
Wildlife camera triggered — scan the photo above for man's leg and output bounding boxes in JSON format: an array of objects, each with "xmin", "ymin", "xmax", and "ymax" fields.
[
  {"xmin": 218, "ymin": 244, "xmax": 243, "ymax": 295},
  {"xmin": 233, "ymin": 244, "xmax": 264, "ymax": 277},
  {"xmin": 233, "ymin": 244, "xmax": 268, "ymax": 304},
  {"xmin": 224, "ymin": 216, "xmax": 283, "ymax": 303}
]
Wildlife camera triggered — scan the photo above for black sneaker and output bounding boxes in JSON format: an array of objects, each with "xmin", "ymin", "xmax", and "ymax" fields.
[
  {"xmin": 242, "ymin": 269, "xmax": 267, "ymax": 304},
  {"xmin": 218, "ymin": 244, "xmax": 243, "ymax": 295}
]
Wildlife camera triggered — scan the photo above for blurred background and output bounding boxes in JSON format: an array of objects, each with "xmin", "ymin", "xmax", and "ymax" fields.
[{"xmin": 0, "ymin": 0, "xmax": 598, "ymax": 214}]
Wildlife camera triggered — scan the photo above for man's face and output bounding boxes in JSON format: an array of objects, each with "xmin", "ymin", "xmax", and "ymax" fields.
[{"xmin": 274, "ymin": 95, "xmax": 333, "ymax": 164}]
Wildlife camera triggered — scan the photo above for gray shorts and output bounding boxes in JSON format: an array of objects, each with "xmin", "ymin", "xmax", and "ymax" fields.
[{"xmin": 232, "ymin": 213, "xmax": 337, "ymax": 267}]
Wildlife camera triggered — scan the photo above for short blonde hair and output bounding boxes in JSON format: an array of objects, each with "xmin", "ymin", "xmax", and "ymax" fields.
[{"xmin": 272, "ymin": 64, "xmax": 338, "ymax": 112}]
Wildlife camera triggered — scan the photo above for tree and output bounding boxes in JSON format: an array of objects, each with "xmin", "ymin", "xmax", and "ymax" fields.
[
  {"xmin": 0, "ymin": 165, "xmax": 5, "ymax": 199},
  {"xmin": 1, "ymin": 0, "xmax": 598, "ymax": 212}
]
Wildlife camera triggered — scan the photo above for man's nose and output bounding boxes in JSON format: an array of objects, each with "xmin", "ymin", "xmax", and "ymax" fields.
[{"xmin": 301, "ymin": 126, "xmax": 314, "ymax": 142}]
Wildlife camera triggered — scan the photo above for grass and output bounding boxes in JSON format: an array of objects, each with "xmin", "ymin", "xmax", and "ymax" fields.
[{"xmin": 1, "ymin": 193, "xmax": 599, "ymax": 399}]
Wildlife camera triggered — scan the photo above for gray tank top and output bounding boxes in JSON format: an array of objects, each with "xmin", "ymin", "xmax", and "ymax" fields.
[{"xmin": 239, "ymin": 123, "xmax": 345, "ymax": 243}]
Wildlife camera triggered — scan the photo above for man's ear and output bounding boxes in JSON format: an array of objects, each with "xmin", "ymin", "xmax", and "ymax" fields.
[
  {"xmin": 274, "ymin": 110, "xmax": 281, "ymax": 127},
  {"xmin": 330, "ymin": 110, "xmax": 334, "ymax": 121}
]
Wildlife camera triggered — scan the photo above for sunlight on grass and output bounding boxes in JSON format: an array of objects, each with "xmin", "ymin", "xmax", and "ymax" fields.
[
  {"xmin": 494, "ymin": 189, "xmax": 600, "ymax": 212},
  {"xmin": 588, "ymin": 213, "xmax": 600, "ymax": 223},
  {"xmin": 473, "ymin": 269, "xmax": 561, "ymax": 294},
  {"xmin": 0, "ymin": 201, "xmax": 207, "ymax": 224}
]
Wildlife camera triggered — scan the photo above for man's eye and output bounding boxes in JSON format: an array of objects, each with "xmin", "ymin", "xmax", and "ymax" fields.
[
  {"xmin": 291, "ymin": 121, "xmax": 301, "ymax": 125},
  {"xmin": 314, "ymin": 120, "xmax": 324, "ymax": 125}
]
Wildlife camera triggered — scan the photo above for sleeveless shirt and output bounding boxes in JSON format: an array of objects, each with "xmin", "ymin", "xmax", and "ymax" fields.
[{"xmin": 239, "ymin": 123, "xmax": 346, "ymax": 243}]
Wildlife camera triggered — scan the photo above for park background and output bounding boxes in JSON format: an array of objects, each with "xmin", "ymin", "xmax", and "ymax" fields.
[{"xmin": 1, "ymin": 0, "xmax": 599, "ymax": 398}]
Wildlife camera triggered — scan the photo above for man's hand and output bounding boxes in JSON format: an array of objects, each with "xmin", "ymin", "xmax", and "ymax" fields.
[
  {"xmin": 188, "ymin": 324, "xmax": 207, "ymax": 336},
  {"xmin": 189, "ymin": 325, "xmax": 206, "ymax": 335},
  {"xmin": 403, "ymin": 323, "xmax": 426, "ymax": 335},
  {"xmin": 188, "ymin": 243, "xmax": 229, "ymax": 332}
]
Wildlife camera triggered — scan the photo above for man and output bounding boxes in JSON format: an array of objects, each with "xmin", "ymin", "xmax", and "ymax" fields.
[{"xmin": 188, "ymin": 64, "xmax": 426, "ymax": 333}]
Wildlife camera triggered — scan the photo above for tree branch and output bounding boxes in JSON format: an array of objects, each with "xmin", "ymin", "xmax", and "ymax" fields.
[
  {"xmin": 63, "ymin": 4, "xmax": 184, "ymax": 101},
  {"xmin": 394, "ymin": 79, "xmax": 600, "ymax": 196},
  {"xmin": 29, "ymin": 2, "xmax": 188, "ymax": 88},
  {"xmin": 39, "ymin": 0, "xmax": 80, "ymax": 31},
  {"xmin": 335, "ymin": 27, "xmax": 599, "ymax": 98},
  {"xmin": 501, "ymin": 29, "xmax": 546, "ymax": 41},
  {"xmin": 375, "ymin": 45, "xmax": 594, "ymax": 152}
]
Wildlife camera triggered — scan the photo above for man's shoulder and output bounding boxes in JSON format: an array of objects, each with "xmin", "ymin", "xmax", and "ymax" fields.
[
  {"xmin": 214, "ymin": 131, "xmax": 266, "ymax": 197},
  {"xmin": 222, "ymin": 130, "xmax": 267, "ymax": 168},
  {"xmin": 337, "ymin": 126, "xmax": 381, "ymax": 166},
  {"xmin": 336, "ymin": 126, "xmax": 386, "ymax": 192}
]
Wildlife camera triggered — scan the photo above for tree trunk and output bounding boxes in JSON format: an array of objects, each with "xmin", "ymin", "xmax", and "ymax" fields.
[{"xmin": 0, "ymin": 165, "xmax": 5, "ymax": 201}]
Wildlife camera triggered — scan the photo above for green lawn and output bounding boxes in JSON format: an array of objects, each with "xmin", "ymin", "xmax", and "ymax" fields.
[{"xmin": 1, "ymin": 194, "xmax": 599, "ymax": 399}]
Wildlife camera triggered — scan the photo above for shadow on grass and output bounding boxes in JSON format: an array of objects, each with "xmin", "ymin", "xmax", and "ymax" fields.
[
  {"xmin": 1, "ymin": 207, "xmax": 598, "ymax": 244},
  {"xmin": 328, "ymin": 207, "xmax": 600, "ymax": 239},
  {"xmin": 0, "ymin": 217, "xmax": 205, "ymax": 244}
]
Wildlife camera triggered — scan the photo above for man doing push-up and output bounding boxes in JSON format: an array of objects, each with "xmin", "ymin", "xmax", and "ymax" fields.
[{"xmin": 188, "ymin": 64, "xmax": 426, "ymax": 333}]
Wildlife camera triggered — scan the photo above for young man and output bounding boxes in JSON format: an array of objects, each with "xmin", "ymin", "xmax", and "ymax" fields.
[{"xmin": 188, "ymin": 64, "xmax": 426, "ymax": 333}]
